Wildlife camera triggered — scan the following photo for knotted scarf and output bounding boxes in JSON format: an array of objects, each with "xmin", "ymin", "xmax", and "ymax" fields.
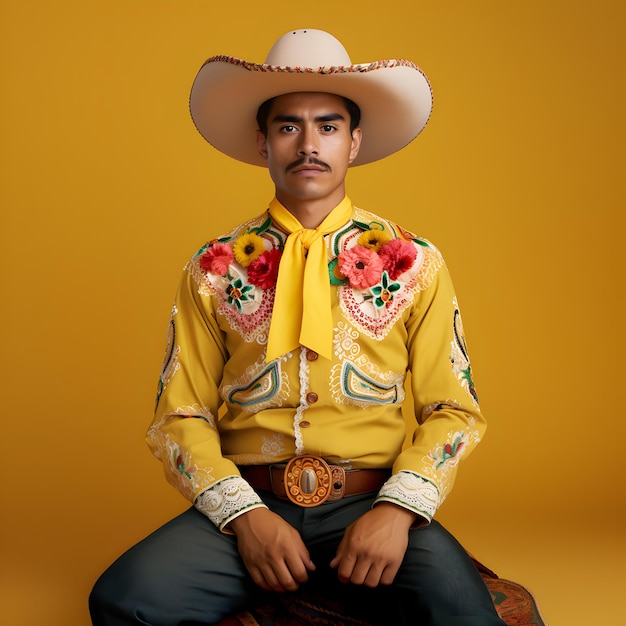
[{"xmin": 266, "ymin": 196, "xmax": 353, "ymax": 362}]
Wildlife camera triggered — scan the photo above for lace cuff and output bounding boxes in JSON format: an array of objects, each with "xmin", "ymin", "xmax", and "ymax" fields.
[
  {"xmin": 195, "ymin": 475, "xmax": 267, "ymax": 532},
  {"xmin": 374, "ymin": 470, "xmax": 440, "ymax": 523}
]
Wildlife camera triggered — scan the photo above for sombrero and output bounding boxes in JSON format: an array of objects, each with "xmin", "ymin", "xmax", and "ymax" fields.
[{"xmin": 189, "ymin": 29, "xmax": 432, "ymax": 167}]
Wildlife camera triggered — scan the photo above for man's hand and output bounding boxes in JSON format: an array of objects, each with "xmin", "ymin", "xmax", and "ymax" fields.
[
  {"xmin": 330, "ymin": 503, "xmax": 417, "ymax": 587},
  {"xmin": 229, "ymin": 507, "xmax": 316, "ymax": 592}
]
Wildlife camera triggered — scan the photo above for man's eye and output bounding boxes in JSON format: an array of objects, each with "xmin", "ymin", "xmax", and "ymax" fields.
[
  {"xmin": 281, "ymin": 125, "xmax": 297, "ymax": 133},
  {"xmin": 321, "ymin": 125, "xmax": 336, "ymax": 132}
]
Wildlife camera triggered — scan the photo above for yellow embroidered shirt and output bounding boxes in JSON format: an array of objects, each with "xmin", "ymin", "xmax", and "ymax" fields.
[{"xmin": 147, "ymin": 200, "xmax": 486, "ymax": 530}]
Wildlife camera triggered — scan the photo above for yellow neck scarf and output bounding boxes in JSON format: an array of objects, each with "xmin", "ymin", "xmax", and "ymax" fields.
[{"xmin": 266, "ymin": 196, "xmax": 353, "ymax": 362}]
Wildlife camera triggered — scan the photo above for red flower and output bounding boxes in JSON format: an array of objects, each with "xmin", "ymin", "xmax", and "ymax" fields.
[
  {"xmin": 199, "ymin": 243, "xmax": 234, "ymax": 276},
  {"xmin": 247, "ymin": 248, "xmax": 282, "ymax": 289},
  {"xmin": 378, "ymin": 239, "xmax": 417, "ymax": 280},
  {"xmin": 337, "ymin": 245, "xmax": 384, "ymax": 290}
]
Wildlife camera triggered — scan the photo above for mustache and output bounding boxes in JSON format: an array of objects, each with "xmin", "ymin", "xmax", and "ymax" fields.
[{"xmin": 285, "ymin": 157, "xmax": 331, "ymax": 173}]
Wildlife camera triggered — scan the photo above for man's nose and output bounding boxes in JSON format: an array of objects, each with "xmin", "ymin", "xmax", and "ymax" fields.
[{"xmin": 297, "ymin": 127, "xmax": 319, "ymax": 156}]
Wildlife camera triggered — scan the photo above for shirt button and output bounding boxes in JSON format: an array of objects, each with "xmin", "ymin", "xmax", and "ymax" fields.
[
  {"xmin": 306, "ymin": 392, "xmax": 319, "ymax": 404},
  {"xmin": 306, "ymin": 350, "xmax": 319, "ymax": 362},
  {"xmin": 300, "ymin": 420, "xmax": 311, "ymax": 428}
]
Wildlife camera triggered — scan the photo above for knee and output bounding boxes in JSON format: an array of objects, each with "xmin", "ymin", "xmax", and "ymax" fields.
[
  {"xmin": 89, "ymin": 565, "xmax": 135, "ymax": 625},
  {"xmin": 88, "ymin": 561, "xmax": 168, "ymax": 625},
  {"xmin": 88, "ymin": 559, "xmax": 237, "ymax": 626}
]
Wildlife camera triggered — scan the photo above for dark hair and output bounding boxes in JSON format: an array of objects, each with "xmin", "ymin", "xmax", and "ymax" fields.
[{"xmin": 256, "ymin": 95, "xmax": 361, "ymax": 136}]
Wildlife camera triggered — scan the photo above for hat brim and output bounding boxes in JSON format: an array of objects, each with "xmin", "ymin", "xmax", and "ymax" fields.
[{"xmin": 189, "ymin": 57, "xmax": 433, "ymax": 167}]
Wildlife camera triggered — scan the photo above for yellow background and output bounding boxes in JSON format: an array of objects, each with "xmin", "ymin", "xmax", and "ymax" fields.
[{"xmin": 1, "ymin": 1, "xmax": 623, "ymax": 624}]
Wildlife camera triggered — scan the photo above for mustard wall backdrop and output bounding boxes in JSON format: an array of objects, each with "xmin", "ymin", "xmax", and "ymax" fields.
[{"xmin": 1, "ymin": 1, "xmax": 623, "ymax": 624}]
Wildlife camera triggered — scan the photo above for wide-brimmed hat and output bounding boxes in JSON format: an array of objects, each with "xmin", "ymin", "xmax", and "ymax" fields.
[{"xmin": 189, "ymin": 29, "xmax": 432, "ymax": 167}]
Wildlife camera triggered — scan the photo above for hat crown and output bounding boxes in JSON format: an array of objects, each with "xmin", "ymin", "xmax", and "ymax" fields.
[{"xmin": 264, "ymin": 29, "xmax": 352, "ymax": 68}]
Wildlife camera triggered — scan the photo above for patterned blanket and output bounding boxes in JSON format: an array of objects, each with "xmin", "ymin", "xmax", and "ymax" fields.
[{"xmin": 218, "ymin": 558, "xmax": 545, "ymax": 626}]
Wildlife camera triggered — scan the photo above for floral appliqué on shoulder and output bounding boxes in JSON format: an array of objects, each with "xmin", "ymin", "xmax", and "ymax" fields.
[
  {"xmin": 330, "ymin": 208, "xmax": 444, "ymax": 340},
  {"xmin": 187, "ymin": 214, "xmax": 285, "ymax": 344}
]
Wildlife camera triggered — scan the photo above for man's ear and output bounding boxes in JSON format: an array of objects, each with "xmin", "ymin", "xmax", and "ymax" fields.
[
  {"xmin": 348, "ymin": 127, "xmax": 362, "ymax": 164},
  {"xmin": 256, "ymin": 130, "xmax": 268, "ymax": 160}
]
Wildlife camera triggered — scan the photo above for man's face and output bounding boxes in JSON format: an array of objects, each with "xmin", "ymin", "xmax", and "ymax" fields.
[{"xmin": 257, "ymin": 92, "xmax": 362, "ymax": 212}]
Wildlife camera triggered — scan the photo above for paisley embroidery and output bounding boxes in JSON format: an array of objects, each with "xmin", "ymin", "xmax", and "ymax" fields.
[
  {"xmin": 331, "ymin": 321, "xmax": 406, "ymax": 407},
  {"xmin": 221, "ymin": 354, "xmax": 289, "ymax": 412},
  {"xmin": 342, "ymin": 362, "xmax": 399, "ymax": 404},
  {"xmin": 450, "ymin": 297, "xmax": 479, "ymax": 406},
  {"xmin": 225, "ymin": 362, "xmax": 281, "ymax": 406},
  {"xmin": 156, "ymin": 304, "xmax": 180, "ymax": 406}
]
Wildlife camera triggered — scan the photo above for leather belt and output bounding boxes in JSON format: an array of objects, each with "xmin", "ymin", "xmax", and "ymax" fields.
[{"xmin": 240, "ymin": 455, "xmax": 391, "ymax": 507}]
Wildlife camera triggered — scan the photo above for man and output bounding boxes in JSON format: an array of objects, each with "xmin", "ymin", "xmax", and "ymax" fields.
[{"xmin": 90, "ymin": 29, "xmax": 505, "ymax": 625}]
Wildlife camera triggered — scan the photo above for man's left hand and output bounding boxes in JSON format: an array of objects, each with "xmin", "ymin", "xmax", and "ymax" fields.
[{"xmin": 329, "ymin": 503, "xmax": 417, "ymax": 587}]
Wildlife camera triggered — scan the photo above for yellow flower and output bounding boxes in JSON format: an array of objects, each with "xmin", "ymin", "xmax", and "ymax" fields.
[
  {"xmin": 357, "ymin": 228, "xmax": 392, "ymax": 252},
  {"xmin": 233, "ymin": 233, "xmax": 265, "ymax": 267}
]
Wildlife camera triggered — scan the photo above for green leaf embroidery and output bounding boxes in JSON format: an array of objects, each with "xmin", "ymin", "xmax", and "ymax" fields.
[{"xmin": 249, "ymin": 215, "xmax": 272, "ymax": 235}]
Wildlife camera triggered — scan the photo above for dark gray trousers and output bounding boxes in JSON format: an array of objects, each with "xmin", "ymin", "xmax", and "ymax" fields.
[{"xmin": 89, "ymin": 492, "xmax": 505, "ymax": 625}]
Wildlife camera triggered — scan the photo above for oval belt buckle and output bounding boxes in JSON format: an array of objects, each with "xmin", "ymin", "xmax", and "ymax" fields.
[{"xmin": 284, "ymin": 455, "xmax": 332, "ymax": 507}]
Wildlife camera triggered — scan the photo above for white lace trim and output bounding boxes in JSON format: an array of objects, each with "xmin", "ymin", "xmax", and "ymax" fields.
[
  {"xmin": 375, "ymin": 470, "xmax": 440, "ymax": 522},
  {"xmin": 195, "ymin": 475, "xmax": 266, "ymax": 531},
  {"xmin": 293, "ymin": 348, "xmax": 311, "ymax": 455}
]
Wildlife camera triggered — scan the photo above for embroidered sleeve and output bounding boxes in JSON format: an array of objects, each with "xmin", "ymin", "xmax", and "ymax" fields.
[
  {"xmin": 146, "ymin": 261, "xmax": 253, "ymax": 527},
  {"xmin": 195, "ymin": 476, "xmax": 267, "ymax": 532},
  {"xmin": 388, "ymin": 256, "xmax": 487, "ymax": 519}
]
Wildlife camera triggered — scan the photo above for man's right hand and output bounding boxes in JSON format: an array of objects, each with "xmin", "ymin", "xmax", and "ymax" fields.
[{"xmin": 228, "ymin": 507, "xmax": 316, "ymax": 592}]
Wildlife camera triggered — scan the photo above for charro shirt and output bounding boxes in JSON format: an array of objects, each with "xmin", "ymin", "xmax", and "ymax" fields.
[{"xmin": 147, "ymin": 198, "xmax": 486, "ymax": 531}]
